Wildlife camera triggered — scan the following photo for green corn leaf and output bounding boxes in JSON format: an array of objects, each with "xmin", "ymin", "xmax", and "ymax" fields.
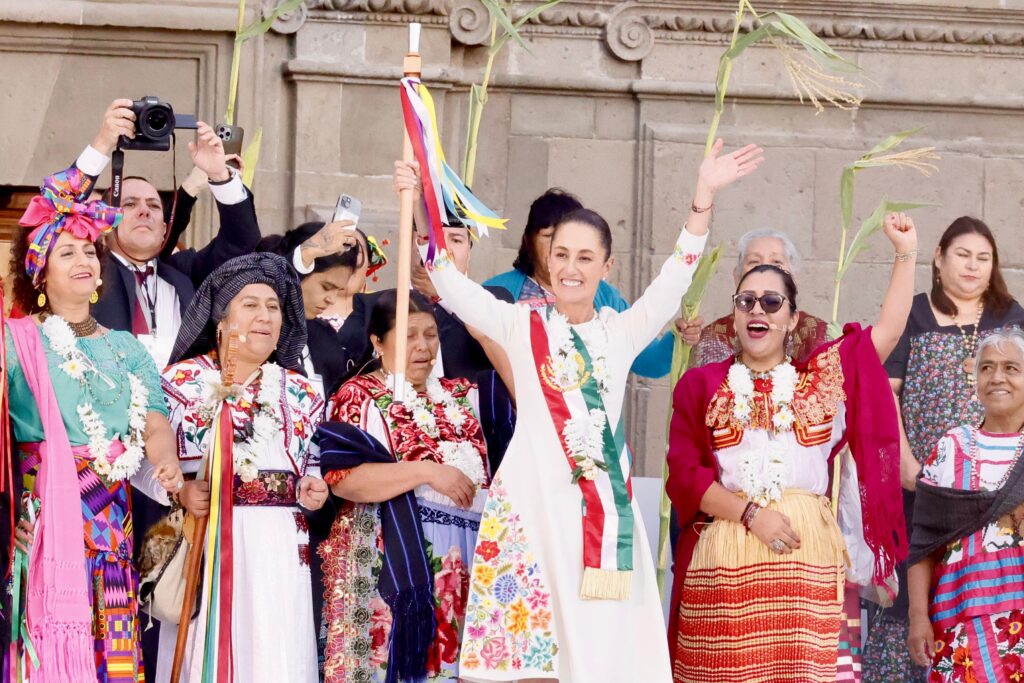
[
  {"xmin": 236, "ymin": 0, "xmax": 303, "ymax": 42},
  {"xmin": 827, "ymin": 320, "xmax": 844, "ymax": 340},
  {"xmin": 858, "ymin": 128, "xmax": 922, "ymax": 161},
  {"xmin": 839, "ymin": 166, "xmax": 855, "ymax": 233},
  {"xmin": 836, "ymin": 199, "xmax": 930, "ymax": 281},
  {"xmin": 241, "ymin": 127, "xmax": 263, "ymax": 188},
  {"xmin": 480, "ymin": 0, "xmax": 531, "ymax": 52},
  {"xmin": 720, "ymin": 23, "xmax": 773, "ymax": 63},
  {"xmin": 492, "ymin": 0, "xmax": 565, "ymax": 55},
  {"xmin": 770, "ymin": 12, "xmax": 860, "ymax": 72}
]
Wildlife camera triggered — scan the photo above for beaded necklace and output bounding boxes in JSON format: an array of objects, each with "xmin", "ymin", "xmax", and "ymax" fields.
[{"xmin": 967, "ymin": 425, "xmax": 1024, "ymax": 491}]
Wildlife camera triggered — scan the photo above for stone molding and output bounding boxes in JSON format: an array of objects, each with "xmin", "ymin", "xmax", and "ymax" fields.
[{"xmin": 295, "ymin": 1, "xmax": 1024, "ymax": 61}]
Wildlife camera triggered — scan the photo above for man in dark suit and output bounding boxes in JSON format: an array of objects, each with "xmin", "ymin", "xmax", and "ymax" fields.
[
  {"xmin": 77, "ymin": 99, "xmax": 262, "ymax": 680},
  {"xmin": 86, "ymin": 99, "xmax": 262, "ymax": 368}
]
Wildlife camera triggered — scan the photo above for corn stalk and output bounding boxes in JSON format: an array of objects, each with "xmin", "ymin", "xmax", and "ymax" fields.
[
  {"xmin": 655, "ymin": 245, "xmax": 722, "ymax": 594},
  {"xmin": 657, "ymin": 0, "xmax": 866, "ymax": 599},
  {"xmin": 462, "ymin": 0, "xmax": 565, "ymax": 186},
  {"xmin": 223, "ymin": 0, "xmax": 302, "ymax": 186},
  {"xmin": 828, "ymin": 130, "xmax": 939, "ymax": 336}
]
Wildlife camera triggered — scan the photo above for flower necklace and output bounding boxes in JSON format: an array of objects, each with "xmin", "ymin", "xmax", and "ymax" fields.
[
  {"xmin": 727, "ymin": 358, "xmax": 798, "ymax": 433},
  {"xmin": 381, "ymin": 372, "xmax": 484, "ymax": 485},
  {"xmin": 42, "ymin": 315, "xmax": 148, "ymax": 481},
  {"xmin": 543, "ymin": 308, "xmax": 611, "ymax": 397},
  {"xmin": 728, "ymin": 358, "xmax": 797, "ymax": 507},
  {"xmin": 543, "ymin": 308, "xmax": 615, "ymax": 484},
  {"xmin": 197, "ymin": 362, "xmax": 285, "ymax": 483}
]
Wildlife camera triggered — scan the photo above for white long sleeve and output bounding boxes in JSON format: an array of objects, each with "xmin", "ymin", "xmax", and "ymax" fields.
[
  {"xmin": 610, "ymin": 226, "xmax": 707, "ymax": 358},
  {"xmin": 131, "ymin": 458, "xmax": 172, "ymax": 506},
  {"xmin": 419, "ymin": 245, "xmax": 520, "ymax": 348}
]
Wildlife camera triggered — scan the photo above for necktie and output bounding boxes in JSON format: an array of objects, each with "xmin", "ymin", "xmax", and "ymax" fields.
[{"xmin": 132, "ymin": 264, "xmax": 155, "ymax": 336}]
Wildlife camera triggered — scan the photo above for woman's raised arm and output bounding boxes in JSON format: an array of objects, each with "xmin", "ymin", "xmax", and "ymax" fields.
[{"xmin": 870, "ymin": 213, "xmax": 918, "ymax": 362}]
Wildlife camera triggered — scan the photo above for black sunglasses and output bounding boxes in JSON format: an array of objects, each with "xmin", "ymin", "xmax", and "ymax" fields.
[{"xmin": 733, "ymin": 291, "xmax": 788, "ymax": 314}]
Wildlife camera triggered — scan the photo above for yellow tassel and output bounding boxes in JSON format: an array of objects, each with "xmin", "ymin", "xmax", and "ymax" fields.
[{"xmin": 580, "ymin": 567, "xmax": 632, "ymax": 601}]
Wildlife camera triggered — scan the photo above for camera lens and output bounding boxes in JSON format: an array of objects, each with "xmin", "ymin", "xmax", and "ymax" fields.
[
  {"xmin": 146, "ymin": 108, "xmax": 171, "ymax": 134},
  {"xmin": 341, "ymin": 197, "xmax": 350, "ymax": 207}
]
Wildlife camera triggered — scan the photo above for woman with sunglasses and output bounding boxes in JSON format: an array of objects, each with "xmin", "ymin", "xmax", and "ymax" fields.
[{"xmin": 666, "ymin": 212, "xmax": 918, "ymax": 683}]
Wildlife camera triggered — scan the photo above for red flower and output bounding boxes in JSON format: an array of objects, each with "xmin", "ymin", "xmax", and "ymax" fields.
[
  {"xmin": 426, "ymin": 608, "xmax": 460, "ymax": 676},
  {"xmin": 476, "ymin": 540, "xmax": 501, "ymax": 562},
  {"xmin": 998, "ymin": 610, "xmax": 1024, "ymax": 649},
  {"xmin": 235, "ymin": 479, "xmax": 268, "ymax": 504},
  {"xmin": 1004, "ymin": 653, "xmax": 1024, "ymax": 682},
  {"xmin": 952, "ymin": 646, "xmax": 979, "ymax": 683}
]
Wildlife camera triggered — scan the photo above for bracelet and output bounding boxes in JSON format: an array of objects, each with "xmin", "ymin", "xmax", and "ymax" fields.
[
  {"xmin": 691, "ymin": 201, "xmax": 714, "ymax": 214},
  {"xmin": 895, "ymin": 250, "xmax": 917, "ymax": 263},
  {"xmin": 740, "ymin": 501, "xmax": 760, "ymax": 530}
]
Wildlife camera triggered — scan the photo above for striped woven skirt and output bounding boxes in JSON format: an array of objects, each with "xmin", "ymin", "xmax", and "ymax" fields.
[{"xmin": 674, "ymin": 489, "xmax": 846, "ymax": 683}]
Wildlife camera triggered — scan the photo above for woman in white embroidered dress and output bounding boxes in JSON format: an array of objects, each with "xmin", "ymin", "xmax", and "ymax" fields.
[
  {"xmin": 393, "ymin": 139, "xmax": 763, "ymax": 681},
  {"xmin": 156, "ymin": 254, "xmax": 328, "ymax": 682}
]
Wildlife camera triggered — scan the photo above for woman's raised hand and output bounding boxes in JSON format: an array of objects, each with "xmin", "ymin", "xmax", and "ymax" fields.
[
  {"xmin": 697, "ymin": 139, "xmax": 765, "ymax": 195},
  {"xmin": 883, "ymin": 212, "xmax": 918, "ymax": 255}
]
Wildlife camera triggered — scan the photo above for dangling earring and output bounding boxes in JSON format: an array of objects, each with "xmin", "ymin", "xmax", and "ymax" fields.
[
  {"xmin": 785, "ymin": 330, "xmax": 795, "ymax": 358},
  {"xmin": 89, "ymin": 291, "xmax": 99, "ymax": 304},
  {"xmin": 36, "ymin": 291, "xmax": 46, "ymax": 309}
]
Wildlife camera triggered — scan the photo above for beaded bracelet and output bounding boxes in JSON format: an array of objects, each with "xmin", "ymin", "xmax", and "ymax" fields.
[{"xmin": 740, "ymin": 501, "xmax": 760, "ymax": 530}]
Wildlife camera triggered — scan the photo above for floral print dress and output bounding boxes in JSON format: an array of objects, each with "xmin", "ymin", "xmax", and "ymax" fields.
[
  {"xmin": 319, "ymin": 374, "xmax": 490, "ymax": 683},
  {"xmin": 921, "ymin": 427, "xmax": 1024, "ymax": 682}
]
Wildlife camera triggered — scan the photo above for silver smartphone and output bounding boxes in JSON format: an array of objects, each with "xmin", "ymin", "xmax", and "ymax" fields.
[{"xmin": 332, "ymin": 194, "xmax": 362, "ymax": 230}]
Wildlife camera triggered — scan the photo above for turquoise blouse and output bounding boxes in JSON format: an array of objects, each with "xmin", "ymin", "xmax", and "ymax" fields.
[{"xmin": 5, "ymin": 325, "xmax": 168, "ymax": 446}]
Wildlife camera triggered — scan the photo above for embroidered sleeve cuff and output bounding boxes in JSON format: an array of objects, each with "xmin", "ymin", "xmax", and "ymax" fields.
[
  {"xmin": 208, "ymin": 172, "xmax": 247, "ymax": 205},
  {"xmin": 323, "ymin": 469, "xmax": 353, "ymax": 486},
  {"xmin": 674, "ymin": 225, "xmax": 708, "ymax": 265},
  {"xmin": 292, "ymin": 246, "xmax": 315, "ymax": 275},
  {"xmin": 76, "ymin": 145, "xmax": 111, "ymax": 177}
]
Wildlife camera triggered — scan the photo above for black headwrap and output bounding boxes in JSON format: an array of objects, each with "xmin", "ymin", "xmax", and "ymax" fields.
[{"xmin": 170, "ymin": 253, "xmax": 307, "ymax": 372}]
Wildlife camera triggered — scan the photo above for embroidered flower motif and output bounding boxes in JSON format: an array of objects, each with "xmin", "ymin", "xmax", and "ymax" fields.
[{"xmin": 564, "ymin": 408, "xmax": 610, "ymax": 484}]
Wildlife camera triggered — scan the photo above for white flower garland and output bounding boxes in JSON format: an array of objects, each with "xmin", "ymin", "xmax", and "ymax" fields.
[
  {"xmin": 727, "ymin": 359, "xmax": 798, "ymax": 506},
  {"xmin": 386, "ymin": 374, "xmax": 470, "ymax": 439},
  {"xmin": 235, "ymin": 363, "xmax": 284, "ymax": 483},
  {"xmin": 437, "ymin": 440, "xmax": 487, "ymax": 487},
  {"xmin": 545, "ymin": 309, "xmax": 611, "ymax": 397},
  {"xmin": 564, "ymin": 408, "xmax": 610, "ymax": 483},
  {"xmin": 43, "ymin": 315, "xmax": 148, "ymax": 481}
]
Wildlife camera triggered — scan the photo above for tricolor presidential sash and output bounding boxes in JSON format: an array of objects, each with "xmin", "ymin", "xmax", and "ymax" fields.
[{"xmin": 529, "ymin": 310, "xmax": 635, "ymax": 600}]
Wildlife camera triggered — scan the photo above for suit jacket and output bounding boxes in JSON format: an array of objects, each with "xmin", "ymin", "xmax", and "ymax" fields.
[{"xmin": 93, "ymin": 184, "xmax": 262, "ymax": 333}]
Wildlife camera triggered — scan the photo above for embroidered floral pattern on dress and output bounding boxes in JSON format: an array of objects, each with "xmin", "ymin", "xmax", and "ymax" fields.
[
  {"xmin": 461, "ymin": 476, "xmax": 558, "ymax": 674},
  {"xmin": 705, "ymin": 345, "xmax": 845, "ymax": 438}
]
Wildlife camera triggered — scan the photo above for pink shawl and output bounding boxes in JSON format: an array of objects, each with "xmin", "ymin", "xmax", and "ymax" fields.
[{"xmin": 7, "ymin": 317, "xmax": 94, "ymax": 680}]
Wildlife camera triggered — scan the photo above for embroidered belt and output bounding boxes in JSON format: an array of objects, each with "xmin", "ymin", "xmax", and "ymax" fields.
[
  {"xmin": 19, "ymin": 440, "xmax": 125, "ymax": 475},
  {"xmin": 233, "ymin": 470, "xmax": 298, "ymax": 507}
]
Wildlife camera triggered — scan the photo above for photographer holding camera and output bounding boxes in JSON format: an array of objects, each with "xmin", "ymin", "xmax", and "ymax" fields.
[{"xmin": 83, "ymin": 98, "xmax": 261, "ymax": 367}]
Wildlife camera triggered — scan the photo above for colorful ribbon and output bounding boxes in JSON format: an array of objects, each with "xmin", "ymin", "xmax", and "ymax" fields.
[
  {"xmin": 19, "ymin": 165, "xmax": 121, "ymax": 287},
  {"xmin": 399, "ymin": 77, "xmax": 506, "ymax": 263},
  {"xmin": 365, "ymin": 235, "xmax": 389, "ymax": 283}
]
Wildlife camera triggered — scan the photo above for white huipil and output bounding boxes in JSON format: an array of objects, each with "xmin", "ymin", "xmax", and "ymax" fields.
[
  {"xmin": 156, "ymin": 356, "xmax": 324, "ymax": 683},
  {"xmin": 423, "ymin": 228, "xmax": 706, "ymax": 683}
]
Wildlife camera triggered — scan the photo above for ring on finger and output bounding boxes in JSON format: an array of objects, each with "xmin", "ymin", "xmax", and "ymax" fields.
[
  {"xmin": 770, "ymin": 539, "xmax": 786, "ymax": 554},
  {"xmin": 176, "ymin": 480, "xmax": 185, "ymax": 491}
]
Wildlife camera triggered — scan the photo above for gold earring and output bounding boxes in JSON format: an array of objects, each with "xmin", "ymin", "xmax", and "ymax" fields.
[
  {"xmin": 36, "ymin": 291, "xmax": 46, "ymax": 308},
  {"xmin": 90, "ymin": 291, "xmax": 99, "ymax": 304}
]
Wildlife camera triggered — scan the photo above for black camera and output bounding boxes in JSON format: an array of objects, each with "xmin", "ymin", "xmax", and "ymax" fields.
[{"xmin": 119, "ymin": 96, "xmax": 198, "ymax": 152}]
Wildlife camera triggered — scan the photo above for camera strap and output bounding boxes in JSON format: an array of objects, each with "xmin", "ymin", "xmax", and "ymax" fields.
[{"xmin": 110, "ymin": 148, "xmax": 125, "ymax": 208}]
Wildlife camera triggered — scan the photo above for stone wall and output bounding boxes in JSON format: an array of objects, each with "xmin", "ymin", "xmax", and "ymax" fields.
[{"xmin": 2, "ymin": 0, "xmax": 1024, "ymax": 474}]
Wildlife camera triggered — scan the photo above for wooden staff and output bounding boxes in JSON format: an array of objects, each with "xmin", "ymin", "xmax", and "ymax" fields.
[
  {"xmin": 393, "ymin": 22, "xmax": 422, "ymax": 404},
  {"xmin": 171, "ymin": 330, "xmax": 241, "ymax": 681}
]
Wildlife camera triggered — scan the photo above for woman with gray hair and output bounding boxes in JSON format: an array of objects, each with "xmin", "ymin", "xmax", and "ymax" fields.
[
  {"xmin": 906, "ymin": 327, "xmax": 1024, "ymax": 680},
  {"xmin": 685, "ymin": 229, "xmax": 830, "ymax": 366}
]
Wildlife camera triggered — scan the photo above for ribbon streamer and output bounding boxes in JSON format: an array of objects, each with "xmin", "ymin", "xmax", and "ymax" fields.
[{"xmin": 399, "ymin": 77, "xmax": 506, "ymax": 263}]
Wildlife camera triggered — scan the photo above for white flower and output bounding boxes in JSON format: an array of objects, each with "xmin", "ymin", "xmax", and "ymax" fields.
[
  {"xmin": 42, "ymin": 315, "xmax": 76, "ymax": 356},
  {"xmin": 252, "ymin": 412, "xmax": 277, "ymax": 445},
  {"xmin": 772, "ymin": 408, "xmax": 795, "ymax": 432},
  {"xmin": 412, "ymin": 407, "xmax": 437, "ymax": 436},
  {"xmin": 60, "ymin": 359, "xmax": 85, "ymax": 380},
  {"xmin": 439, "ymin": 440, "xmax": 486, "ymax": 486},
  {"xmin": 426, "ymin": 378, "xmax": 448, "ymax": 404},
  {"xmin": 237, "ymin": 459, "xmax": 259, "ymax": 483}
]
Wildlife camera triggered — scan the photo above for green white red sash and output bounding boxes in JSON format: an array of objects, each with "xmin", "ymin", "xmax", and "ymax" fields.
[{"xmin": 529, "ymin": 309, "xmax": 634, "ymax": 600}]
